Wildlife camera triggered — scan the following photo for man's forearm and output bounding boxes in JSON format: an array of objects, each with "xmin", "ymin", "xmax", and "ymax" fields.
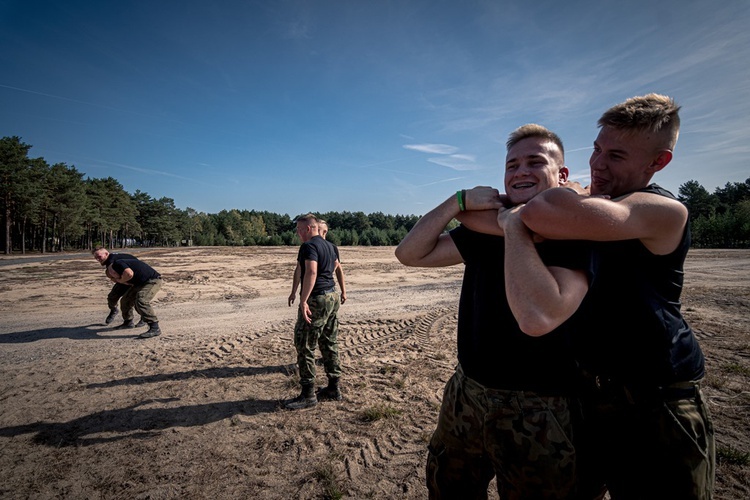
[{"xmin": 394, "ymin": 195, "xmax": 458, "ymax": 266}]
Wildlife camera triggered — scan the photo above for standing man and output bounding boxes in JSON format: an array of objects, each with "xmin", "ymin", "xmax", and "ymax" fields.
[
  {"xmin": 95, "ymin": 248, "xmax": 164, "ymax": 339},
  {"xmin": 92, "ymin": 247, "xmax": 144, "ymax": 327},
  {"xmin": 286, "ymin": 214, "xmax": 344, "ymax": 409},
  {"xmin": 396, "ymin": 125, "xmax": 592, "ymax": 498},
  {"xmin": 318, "ymin": 220, "xmax": 347, "ymax": 307},
  {"xmin": 288, "ymin": 220, "xmax": 346, "ymax": 308},
  {"xmin": 512, "ymin": 94, "xmax": 714, "ymax": 499}
]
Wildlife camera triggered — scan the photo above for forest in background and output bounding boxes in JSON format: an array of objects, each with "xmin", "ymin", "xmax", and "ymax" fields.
[{"xmin": 1, "ymin": 135, "xmax": 749, "ymax": 254}]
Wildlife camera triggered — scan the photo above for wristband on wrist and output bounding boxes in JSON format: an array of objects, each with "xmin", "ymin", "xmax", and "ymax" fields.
[{"xmin": 456, "ymin": 190, "xmax": 466, "ymax": 211}]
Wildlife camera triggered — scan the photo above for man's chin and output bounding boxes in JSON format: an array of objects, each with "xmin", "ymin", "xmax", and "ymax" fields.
[{"xmin": 507, "ymin": 189, "xmax": 539, "ymax": 205}]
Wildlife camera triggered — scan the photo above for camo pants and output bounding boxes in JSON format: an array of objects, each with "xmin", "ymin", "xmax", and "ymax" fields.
[
  {"xmin": 107, "ymin": 283, "xmax": 130, "ymax": 310},
  {"xmin": 294, "ymin": 291, "xmax": 341, "ymax": 386},
  {"xmin": 578, "ymin": 380, "xmax": 715, "ymax": 499},
  {"xmin": 120, "ymin": 278, "xmax": 162, "ymax": 323},
  {"xmin": 426, "ymin": 364, "xmax": 577, "ymax": 500}
]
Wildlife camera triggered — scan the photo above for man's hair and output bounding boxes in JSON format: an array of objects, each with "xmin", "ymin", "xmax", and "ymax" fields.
[
  {"xmin": 296, "ymin": 213, "xmax": 319, "ymax": 227},
  {"xmin": 598, "ymin": 93, "xmax": 681, "ymax": 150},
  {"xmin": 506, "ymin": 124, "xmax": 565, "ymax": 157},
  {"xmin": 92, "ymin": 246, "xmax": 108, "ymax": 254}
]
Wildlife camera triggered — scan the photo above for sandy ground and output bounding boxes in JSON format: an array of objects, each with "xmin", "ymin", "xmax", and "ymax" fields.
[{"xmin": 0, "ymin": 246, "xmax": 748, "ymax": 499}]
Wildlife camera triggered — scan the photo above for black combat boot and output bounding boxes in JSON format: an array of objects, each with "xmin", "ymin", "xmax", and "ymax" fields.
[
  {"xmin": 285, "ymin": 382, "xmax": 318, "ymax": 410},
  {"xmin": 317, "ymin": 376, "xmax": 342, "ymax": 401},
  {"xmin": 105, "ymin": 307, "xmax": 119, "ymax": 324},
  {"xmin": 114, "ymin": 319, "xmax": 135, "ymax": 329},
  {"xmin": 139, "ymin": 322, "xmax": 162, "ymax": 339}
]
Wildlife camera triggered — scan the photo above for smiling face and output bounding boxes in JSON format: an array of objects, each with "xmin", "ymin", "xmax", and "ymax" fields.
[
  {"xmin": 504, "ymin": 137, "xmax": 567, "ymax": 205},
  {"xmin": 589, "ymin": 126, "xmax": 669, "ymax": 197},
  {"xmin": 93, "ymin": 248, "xmax": 109, "ymax": 265}
]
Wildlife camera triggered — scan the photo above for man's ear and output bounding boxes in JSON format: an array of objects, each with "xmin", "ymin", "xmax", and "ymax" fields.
[
  {"xmin": 558, "ymin": 165, "xmax": 570, "ymax": 184},
  {"xmin": 648, "ymin": 150, "xmax": 673, "ymax": 173}
]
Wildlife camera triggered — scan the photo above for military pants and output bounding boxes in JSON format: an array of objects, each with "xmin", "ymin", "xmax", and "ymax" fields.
[
  {"xmin": 293, "ymin": 291, "xmax": 341, "ymax": 386},
  {"xmin": 120, "ymin": 279, "xmax": 162, "ymax": 324},
  {"xmin": 426, "ymin": 364, "xmax": 577, "ymax": 500},
  {"xmin": 107, "ymin": 283, "xmax": 131, "ymax": 310},
  {"xmin": 578, "ymin": 380, "xmax": 715, "ymax": 499}
]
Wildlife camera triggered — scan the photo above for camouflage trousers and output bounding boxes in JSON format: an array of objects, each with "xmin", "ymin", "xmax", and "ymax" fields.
[
  {"xmin": 578, "ymin": 379, "xmax": 715, "ymax": 499},
  {"xmin": 293, "ymin": 291, "xmax": 341, "ymax": 386},
  {"xmin": 107, "ymin": 283, "xmax": 131, "ymax": 310},
  {"xmin": 120, "ymin": 279, "xmax": 162, "ymax": 324},
  {"xmin": 426, "ymin": 364, "xmax": 577, "ymax": 499}
]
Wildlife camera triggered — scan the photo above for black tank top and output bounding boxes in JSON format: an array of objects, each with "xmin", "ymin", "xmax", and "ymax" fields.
[{"xmin": 572, "ymin": 184, "xmax": 705, "ymax": 386}]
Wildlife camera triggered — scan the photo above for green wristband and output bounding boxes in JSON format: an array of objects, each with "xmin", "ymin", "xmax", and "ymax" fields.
[{"xmin": 456, "ymin": 190, "xmax": 465, "ymax": 211}]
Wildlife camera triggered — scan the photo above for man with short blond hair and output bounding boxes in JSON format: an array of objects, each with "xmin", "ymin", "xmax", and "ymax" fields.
[
  {"xmin": 286, "ymin": 214, "xmax": 344, "ymax": 409},
  {"xmin": 513, "ymin": 94, "xmax": 714, "ymax": 499},
  {"xmin": 397, "ymin": 124, "xmax": 592, "ymax": 498}
]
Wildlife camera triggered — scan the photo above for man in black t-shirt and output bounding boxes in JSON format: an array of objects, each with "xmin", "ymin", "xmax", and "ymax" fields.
[
  {"xmin": 96, "ymin": 249, "xmax": 164, "ymax": 339},
  {"xmin": 92, "ymin": 247, "xmax": 144, "ymax": 326},
  {"xmin": 396, "ymin": 125, "xmax": 592, "ymax": 498},
  {"xmin": 285, "ymin": 214, "xmax": 343, "ymax": 410}
]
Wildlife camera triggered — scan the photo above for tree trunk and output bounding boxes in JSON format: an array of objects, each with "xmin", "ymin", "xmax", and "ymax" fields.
[
  {"xmin": 21, "ymin": 216, "xmax": 26, "ymax": 254},
  {"xmin": 4, "ymin": 202, "xmax": 11, "ymax": 254}
]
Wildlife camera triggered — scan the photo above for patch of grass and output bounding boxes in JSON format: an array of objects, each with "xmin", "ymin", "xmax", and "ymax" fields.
[
  {"xmin": 717, "ymin": 445, "xmax": 750, "ymax": 466},
  {"xmin": 313, "ymin": 462, "xmax": 344, "ymax": 500},
  {"xmin": 379, "ymin": 365, "xmax": 398, "ymax": 375},
  {"xmin": 721, "ymin": 362, "xmax": 750, "ymax": 377},
  {"xmin": 359, "ymin": 403, "xmax": 403, "ymax": 422}
]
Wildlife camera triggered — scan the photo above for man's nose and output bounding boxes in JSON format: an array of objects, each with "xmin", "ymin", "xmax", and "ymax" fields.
[{"xmin": 590, "ymin": 154, "xmax": 605, "ymax": 170}]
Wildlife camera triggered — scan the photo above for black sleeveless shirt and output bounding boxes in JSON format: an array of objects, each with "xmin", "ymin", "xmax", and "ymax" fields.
[{"xmin": 572, "ymin": 184, "xmax": 705, "ymax": 387}]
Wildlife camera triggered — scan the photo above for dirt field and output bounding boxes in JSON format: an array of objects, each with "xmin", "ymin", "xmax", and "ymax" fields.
[{"xmin": 0, "ymin": 246, "xmax": 748, "ymax": 499}]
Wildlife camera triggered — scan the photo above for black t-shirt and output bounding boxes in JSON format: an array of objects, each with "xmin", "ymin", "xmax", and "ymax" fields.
[
  {"xmin": 111, "ymin": 258, "xmax": 161, "ymax": 286},
  {"xmin": 572, "ymin": 184, "xmax": 705, "ymax": 386},
  {"xmin": 298, "ymin": 236, "xmax": 337, "ymax": 294},
  {"xmin": 103, "ymin": 252, "xmax": 136, "ymax": 267},
  {"xmin": 450, "ymin": 225, "xmax": 593, "ymax": 393}
]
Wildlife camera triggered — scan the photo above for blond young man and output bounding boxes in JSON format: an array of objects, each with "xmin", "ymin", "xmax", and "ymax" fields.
[
  {"xmin": 396, "ymin": 125, "xmax": 592, "ymax": 499},
  {"xmin": 498, "ymin": 95, "xmax": 714, "ymax": 499}
]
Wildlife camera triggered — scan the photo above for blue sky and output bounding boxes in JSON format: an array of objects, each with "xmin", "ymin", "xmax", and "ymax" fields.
[{"xmin": 1, "ymin": 0, "xmax": 748, "ymax": 217}]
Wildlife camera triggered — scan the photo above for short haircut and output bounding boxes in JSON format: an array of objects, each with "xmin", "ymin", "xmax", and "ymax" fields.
[
  {"xmin": 598, "ymin": 93, "xmax": 681, "ymax": 150},
  {"xmin": 296, "ymin": 213, "xmax": 319, "ymax": 227},
  {"xmin": 92, "ymin": 246, "xmax": 107, "ymax": 254},
  {"xmin": 506, "ymin": 124, "xmax": 565, "ymax": 158}
]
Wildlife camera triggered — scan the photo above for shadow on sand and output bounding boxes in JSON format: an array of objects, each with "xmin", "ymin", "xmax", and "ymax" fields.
[
  {"xmin": 0, "ymin": 324, "xmax": 142, "ymax": 343},
  {"xmin": 86, "ymin": 364, "xmax": 296, "ymax": 389},
  {"xmin": 0, "ymin": 396, "xmax": 282, "ymax": 447}
]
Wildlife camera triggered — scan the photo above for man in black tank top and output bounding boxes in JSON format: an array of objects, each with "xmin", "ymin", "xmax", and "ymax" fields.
[{"xmin": 516, "ymin": 94, "xmax": 714, "ymax": 499}]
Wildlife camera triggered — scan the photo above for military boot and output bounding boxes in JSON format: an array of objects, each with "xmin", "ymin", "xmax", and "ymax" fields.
[
  {"xmin": 317, "ymin": 376, "xmax": 342, "ymax": 401},
  {"xmin": 114, "ymin": 319, "xmax": 135, "ymax": 329},
  {"xmin": 105, "ymin": 307, "xmax": 119, "ymax": 324},
  {"xmin": 285, "ymin": 382, "xmax": 318, "ymax": 410}
]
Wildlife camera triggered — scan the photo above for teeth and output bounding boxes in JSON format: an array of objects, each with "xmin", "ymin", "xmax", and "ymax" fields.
[{"xmin": 513, "ymin": 182, "xmax": 534, "ymax": 188}]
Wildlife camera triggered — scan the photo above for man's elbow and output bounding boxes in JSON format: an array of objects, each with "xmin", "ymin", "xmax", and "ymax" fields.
[
  {"xmin": 517, "ymin": 315, "xmax": 558, "ymax": 337},
  {"xmin": 395, "ymin": 245, "xmax": 416, "ymax": 266},
  {"xmin": 519, "ymin": 198, "xmax": 548, "ymax": 231}
]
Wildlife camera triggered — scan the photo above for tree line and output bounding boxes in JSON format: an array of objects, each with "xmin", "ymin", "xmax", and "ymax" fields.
[
  {"xmin": 0, "ymin": 136, "xmax": 423, "ymax": 254},
  {"xmin": 2, "ymin": 135, "xmax": 749, "ymax": 253}
]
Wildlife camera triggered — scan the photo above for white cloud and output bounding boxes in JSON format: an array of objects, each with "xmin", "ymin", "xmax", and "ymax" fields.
[
  {"xmin": 427, "ymin": 155, "xmax": 479, "ymax": 171},
  {"xmin": 403, "ymin": 143, "xmax": 458, "ymax": 155}
]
